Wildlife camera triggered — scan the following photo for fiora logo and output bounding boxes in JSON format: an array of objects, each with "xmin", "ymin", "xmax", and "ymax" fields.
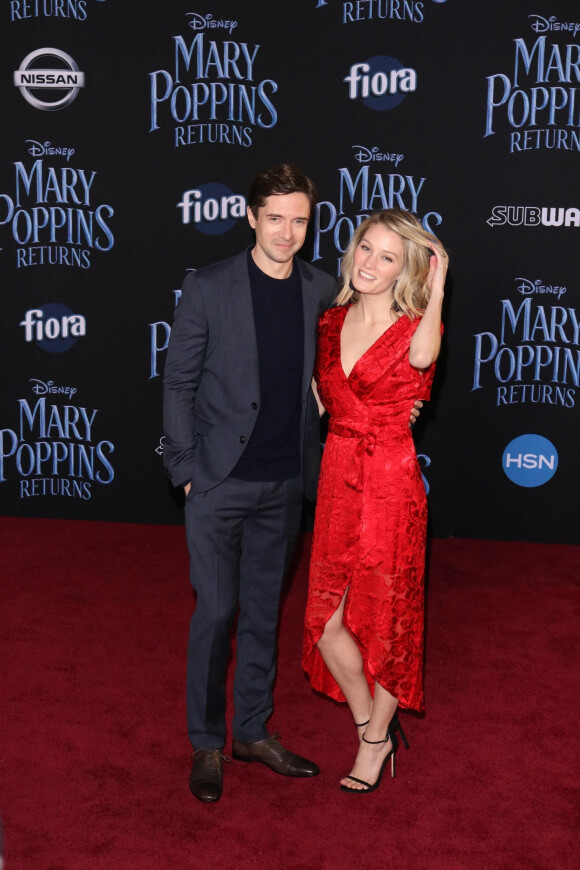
[
  {"xmin": 14, "ymin": 48, "xmax": 84, "ymax": 110},
  {"xmin": 20, "ymin": 304, "xmax": 87, "ymax": 352},
  {"xmin": 502, "ymin": 434, "xmax": 558, "ymax": 487},
  {"xmin": 177, "ymin": 182, "xmax": 246, "ymax": 235},
  {"xmin": 344, "ymin": 57, "xmax": 417, "ymax": 110}
]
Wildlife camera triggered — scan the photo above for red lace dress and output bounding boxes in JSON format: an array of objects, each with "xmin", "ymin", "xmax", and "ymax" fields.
[{"xmin": 303, "ymin": 305, "xmax": 440, "ymax": 712}]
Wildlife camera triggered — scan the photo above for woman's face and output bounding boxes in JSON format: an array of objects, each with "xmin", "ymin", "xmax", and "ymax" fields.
[{"xmin": 351, "ymin": 224, "xmax": 404, "ymax": 298}]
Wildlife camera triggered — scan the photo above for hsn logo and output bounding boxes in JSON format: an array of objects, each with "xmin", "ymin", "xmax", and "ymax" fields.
[{"xmin": 502, "ymin": 434, "xmax": 558, "ymax": 488}]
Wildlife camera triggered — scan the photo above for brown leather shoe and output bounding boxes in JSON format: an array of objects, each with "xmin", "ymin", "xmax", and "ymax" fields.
[
  {"xmin": 189, "ymin": 749, "xmax": 229, "ymax": 802},
  {"xmin": 232, "ymin": 732, "xmax": 319, "ymax": 777}
]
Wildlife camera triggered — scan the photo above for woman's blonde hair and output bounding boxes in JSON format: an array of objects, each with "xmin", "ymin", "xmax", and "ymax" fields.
[{"xmin": 335, "ymin": 209, "xmax": 448, "ymax": 318}]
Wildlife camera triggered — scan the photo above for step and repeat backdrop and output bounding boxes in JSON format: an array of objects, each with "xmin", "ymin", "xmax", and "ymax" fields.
[{"xmin": 0, "ymin": 1, "xmax": 578, "ymax": 544}]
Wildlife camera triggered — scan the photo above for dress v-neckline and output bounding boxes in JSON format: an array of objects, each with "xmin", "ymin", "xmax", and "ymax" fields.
[{"xmin": 339, "ymin": 306, "xmax": 402, "ymax": 380}]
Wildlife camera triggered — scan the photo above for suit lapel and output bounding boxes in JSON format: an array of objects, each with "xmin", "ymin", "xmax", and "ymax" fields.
[{"xmin": 231, "ymin": 250, "xmax": 260, "ymax": 391}]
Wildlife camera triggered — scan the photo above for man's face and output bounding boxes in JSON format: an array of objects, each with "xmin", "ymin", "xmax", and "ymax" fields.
[{"xmin": 247, "ymin": 192, "xmax": 311, "ymax": 275}]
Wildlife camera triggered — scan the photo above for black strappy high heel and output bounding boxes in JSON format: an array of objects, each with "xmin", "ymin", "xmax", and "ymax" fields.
[
  {"xmin": 341, "ymin": 713, "xmax": 410, "ymax": 793},
  {"xmin": 340, "ymin": 729, "xmax": 399, "ymax": 794}
]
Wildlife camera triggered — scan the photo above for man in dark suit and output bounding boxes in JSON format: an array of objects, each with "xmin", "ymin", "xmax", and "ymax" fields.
[{"xmin": 163, "ymin": 164, "xmax": 336, "ymax": 802}]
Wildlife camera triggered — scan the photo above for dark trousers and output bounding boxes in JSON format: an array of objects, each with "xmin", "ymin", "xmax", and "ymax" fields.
[{"xmin": 184, "ymin": 475, "xmax": 303, "ymax": 749}]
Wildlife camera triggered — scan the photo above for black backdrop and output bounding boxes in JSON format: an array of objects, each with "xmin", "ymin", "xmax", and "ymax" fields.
[{"xmin": 1, "ymin": 0, "xmax": 578, "ymax": 544}]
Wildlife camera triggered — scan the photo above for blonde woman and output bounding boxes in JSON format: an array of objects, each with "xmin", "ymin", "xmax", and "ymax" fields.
[{"xmin": 303, "ymin": 209, "xmax": 448, "ymax": 794}]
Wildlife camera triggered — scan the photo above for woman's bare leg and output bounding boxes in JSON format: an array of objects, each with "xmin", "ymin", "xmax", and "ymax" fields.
[{"xmin": 316, "ymin": 589, "xmax": 373, "ymax": 735}]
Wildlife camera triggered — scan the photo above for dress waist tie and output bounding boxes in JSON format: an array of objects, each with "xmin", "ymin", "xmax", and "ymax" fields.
[{"xmin": 328, "ymin": 422, "xmax": 391, "ymax": 492}]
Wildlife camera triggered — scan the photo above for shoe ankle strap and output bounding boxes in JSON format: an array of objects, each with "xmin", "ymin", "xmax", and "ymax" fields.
[{"xmin": 361, "ymin": 734, "xmax": 389, "ymax": 745}]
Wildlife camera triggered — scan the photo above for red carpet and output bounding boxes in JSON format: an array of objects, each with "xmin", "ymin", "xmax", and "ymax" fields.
[{"xmin": 1, "ymin": 518, "xmax": 578, "ymax": 869}]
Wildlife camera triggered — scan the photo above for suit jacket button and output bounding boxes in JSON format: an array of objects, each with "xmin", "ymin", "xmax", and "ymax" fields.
[
  {"xmin": 251, "ymin": 402, "xmax": 258, "ymax": 410},
  {"xmin": 239, "ymin": 435, "xmax": 246, "ymax": 443}
]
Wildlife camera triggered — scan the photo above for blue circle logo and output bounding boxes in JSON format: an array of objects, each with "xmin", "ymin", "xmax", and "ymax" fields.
[
  {"xmin": 502, "ymin": 434, "xmax": 558, "ymax": 488},
  {"xmin": 177, "ymin": 182, "xmax": 246, "ymax": 236},
  {"xmin": 363, "ymin": 57, "xmax": 412, "ymax": 111},
  {"xmin": 20, "ymin": 303, "xmax": 86, "ymax": 353},
  {"xmin": 344, "ymin": 57, "xmax": 417, "ymax": 111}
]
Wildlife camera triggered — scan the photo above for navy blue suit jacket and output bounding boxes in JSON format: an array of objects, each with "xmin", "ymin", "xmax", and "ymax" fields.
[{"xmin": 163, "ymin": 249, "xmax": 336, "ymax": 502}]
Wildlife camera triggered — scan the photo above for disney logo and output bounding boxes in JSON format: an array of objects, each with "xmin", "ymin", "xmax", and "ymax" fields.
[
  {"xmin": 515, "ymin": 278, "xmax": 567, "ymax": 301},
  {"xmin": 529, "ymin": 15, "xmax": 580, "ymax": 38},
  {"xmin": 29, "ymin": 379, "xmax": 78, "ymax": 399},
  {"xmin": 187, "ymin": 13, "xmax": 238, "ymax": 35},
  {"xmin": 352, "ymin": 146, "xmax": 404, "ymax": 167},
  {"xmin": 25, "ymin": 140, "xmax": 75, "ymax": 161}
]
